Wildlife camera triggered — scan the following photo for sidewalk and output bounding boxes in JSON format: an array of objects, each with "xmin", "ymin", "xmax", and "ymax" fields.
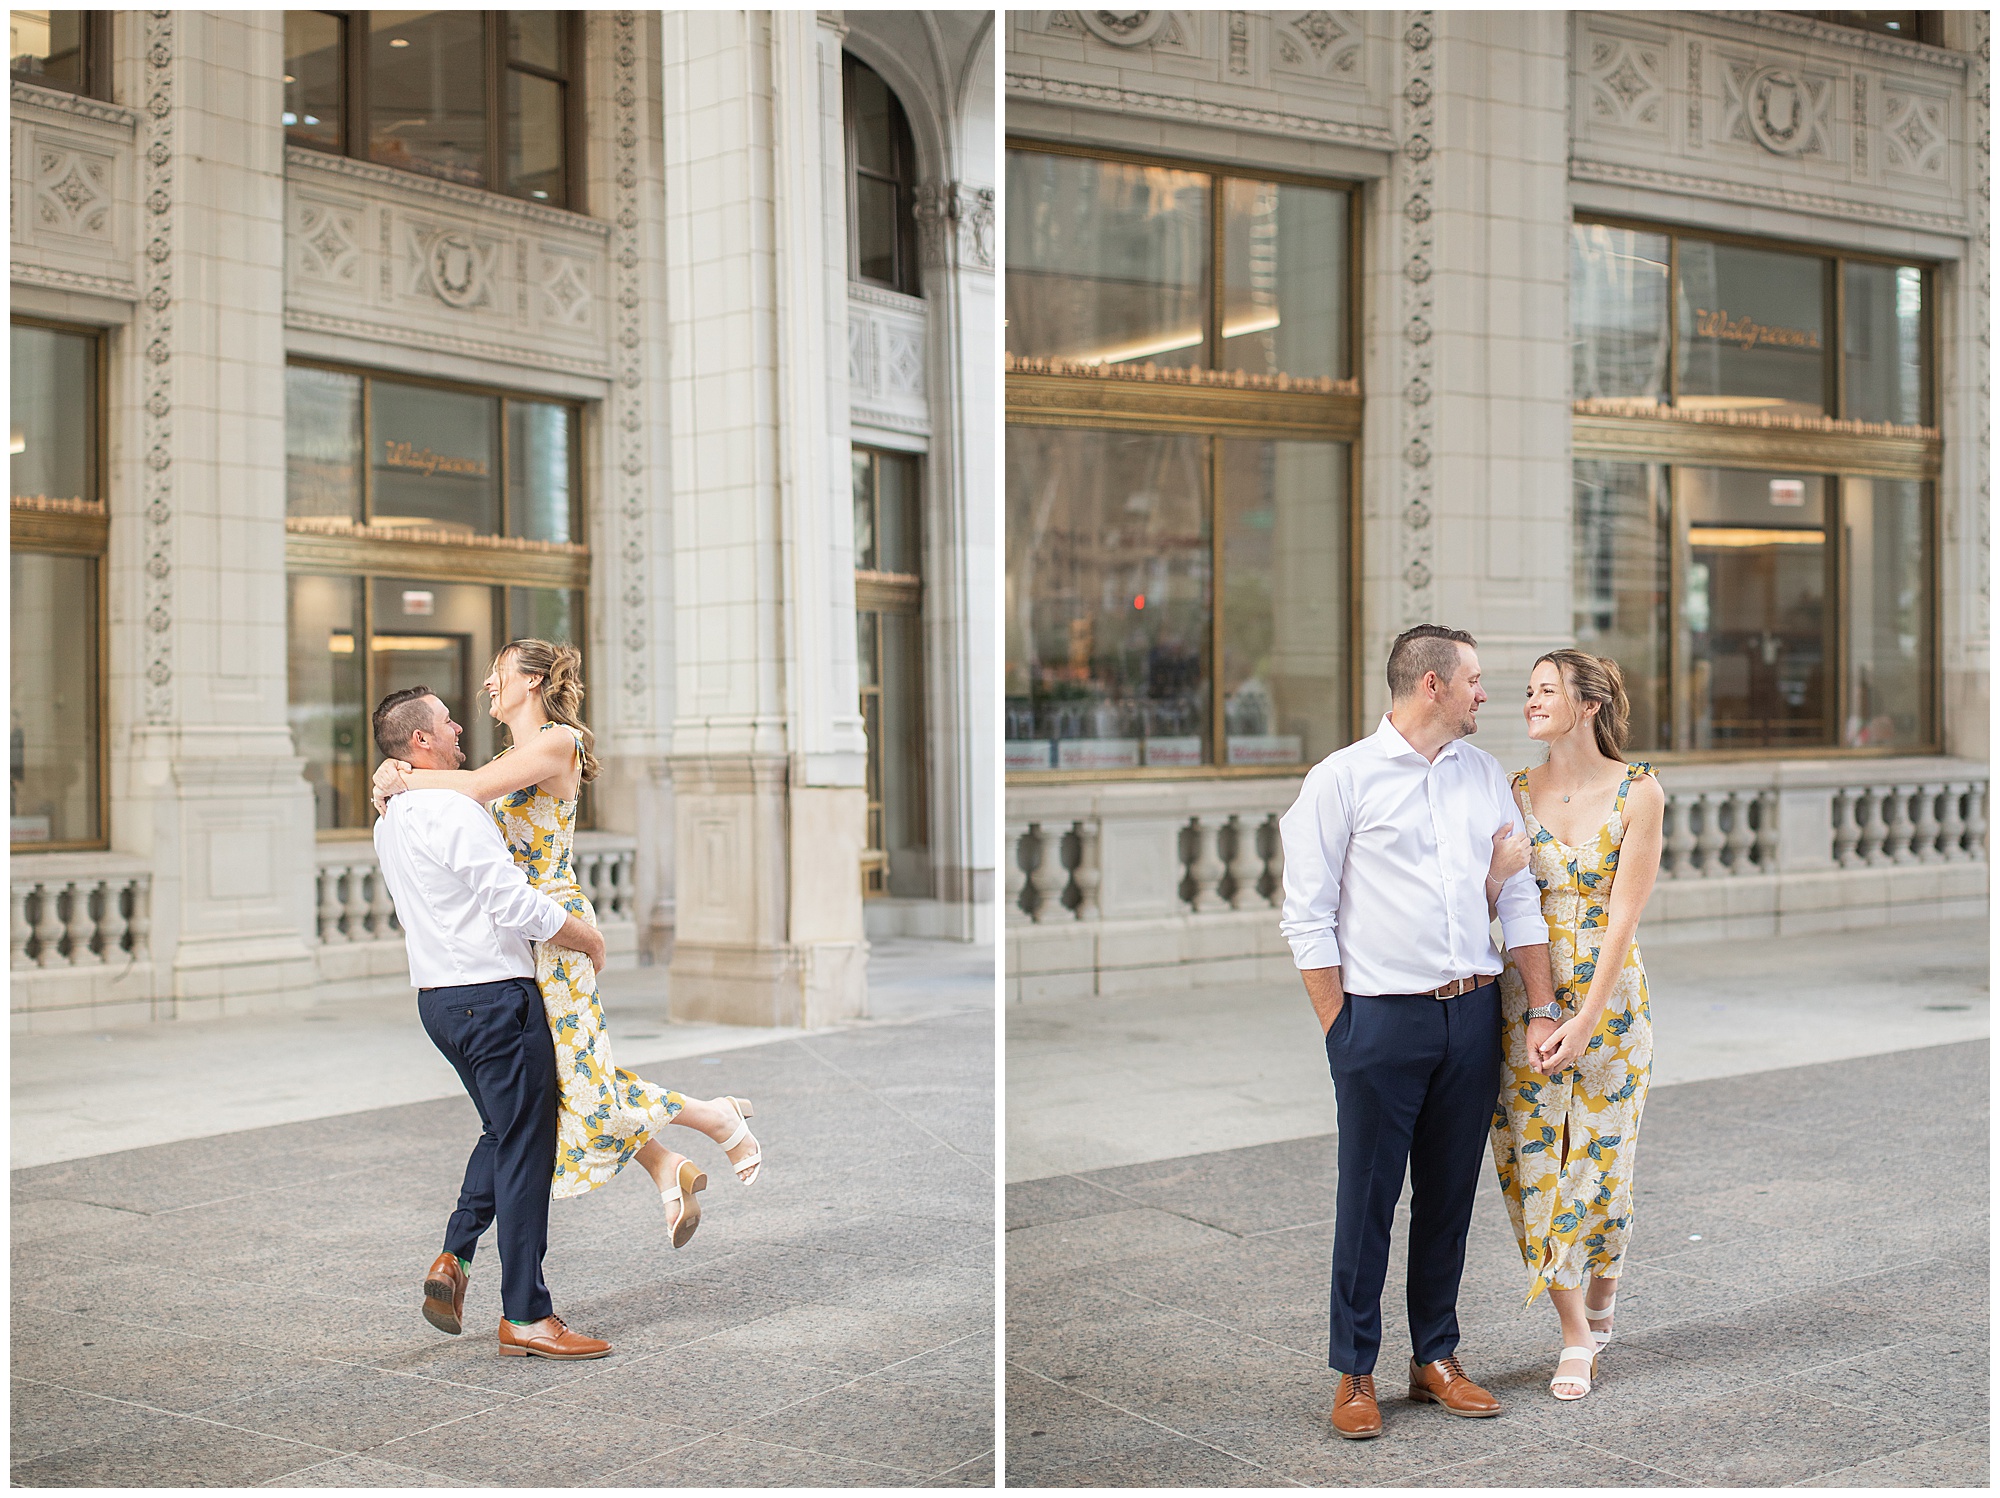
[
  {"xmin": 12, "ymin": 940, "xmax": 995, "ymax": 1487},
  {"xmin": 1004, "ymin": 919, "xmax": 1988, "ymax": 1486}
]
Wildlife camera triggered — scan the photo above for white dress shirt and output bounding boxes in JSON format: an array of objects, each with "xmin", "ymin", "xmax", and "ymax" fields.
[
  {"xmin": 372, "ymin": 789, "xmax": 570, "ymax": 990},
  {"xmin": 1279, "ymin": 715, "xmax": 1548, "ymax": 995}
]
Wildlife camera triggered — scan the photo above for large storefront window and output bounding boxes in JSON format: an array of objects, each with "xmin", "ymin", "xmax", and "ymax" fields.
[
  {"xmin": 283, "ymin": 11, "xmax": 579, "ymax": 208},
  {"xmin": 1571, "ymin": 219, "xmax": 1938, "ymax": 754},
  {"xmin": 1006, "ymin": 143, "xmax": 1358, "ymax": 778},
  {"xmin": 283, "ymin": 364, "xmax": 587, "ymax": 832},
  {"xmin": 853, "ymin": 447, "xmax": 926, "ymax": 895},
  {"xmin": 11, "ymin": 320, "xmax": 105, "ymax": 848}
]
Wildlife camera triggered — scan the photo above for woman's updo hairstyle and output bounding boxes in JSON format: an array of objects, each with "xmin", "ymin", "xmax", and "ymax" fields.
[
  {"xmin": 1533, "ymin": 648, "xmax": 1630, "ymax": 762},
  {"xmin": 497, "ymin": 638, "xmax": 601, "ymax": 782}
]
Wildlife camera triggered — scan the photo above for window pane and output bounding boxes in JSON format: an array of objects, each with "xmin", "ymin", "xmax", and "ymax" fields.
[
  {"xmin": 851, "ymin": 449, "xmax": 877, "ymax": 571},
  {"xmin": 855, "ymin": 174, "xmax": 900, "ymax": 288},
  {"xmin": 11, "ymin": 323, "xmax": 95, "ymax": 506},
  {"xmin": 1844, "ymin": 262, "xmax": 1926, "ymax": 426},
  {"xmin": 11, "ymin": 10, "xmax": 84, "ymax": 90},
  {"xmin": 369, "ymin": 11, "xmax": 488, "ymax": 187},
  {"xmin": 1220, "ymin": 439, "xmax": 1347, "ymax": 766},
  {"xmin": 1222, "ymin": 179, "xmax": 1347, "ymax": 383},
  {"xmin": 876, "ymin": 450, "xmax": 920, "ymax": 576},
  {"xmin": 1006, "ymin": 427, "xmax": 1210, "ymax": 770},
  {"xmin": 284, "ymin": 11, "xmax": 343, "ymax": 149},
  {"xmin": 285, "ymin": 365, "xmax": 362, "ymax": 522},
  {"xmin": 848, "ymin": 60, "xmax": 898, "ymax": 178},
  {"xmin": 504, "ymin": 69, "xmax": 565, "ymax": 203},
  {"xmin": 506, "ymin": 586, "xmax": 581, "ymax": 648},
  {"xmin": 1571, "ymin": 223, "xmax": 1670, "ymax": 405},
  {"xmin": 287, "ymin": 572, "xmax": 367, "ymax": 831},
  {"xmin": 507, "ymin": 11, "xmax": 564, "ymax": 73},
  {"xmin": 1680, "ymin": 467, "xmax": 1830, "ymax": 748},
  {"xmin": 878, "ymin": 610, "xmax": 928, "ymax": 896},
  {"xmin": 1677, "ymin": 240, "xmax": 1828, "ymax": 417},
  {"xmin": 1842, "ymin": 477, "xmax": 1931, "ymax": 748},
  {"xmin": 371, "ymin": 381, "xmax": 500, "ymax": 535},
  {"xmin": 506, "ymin": 400, "xmax": 572, "ymax": 542},
  {"xmin": 1006, "ymin": 150, "xmax": 1210, "ymax": 370},
  {"xmin": 371, "ymin": 577, "xmax": 500, "ymax": 771},
  {"xmin": 1573, "ymin": 460, "xmax": 1670, "ymax": 751},
  {"xmin": 11, "ymin": 551, "xmax": 98, "ymax": 844}
]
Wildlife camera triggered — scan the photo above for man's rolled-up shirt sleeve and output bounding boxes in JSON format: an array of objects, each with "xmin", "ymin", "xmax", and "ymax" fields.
[
  {"xmin": 1490, "ymin": 763, "xmax": 1549, "ymax": 951},
  {"xmin": 439, "ymin": 800, "xmax": 570, "ymax": 942},
  {"xmin": 1279, "ymin": 766, "xmax": 1348, "ymax": 971}
]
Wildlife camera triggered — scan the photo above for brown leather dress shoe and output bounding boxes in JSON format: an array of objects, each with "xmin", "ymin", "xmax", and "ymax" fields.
[
  {"xmin": 1408, "ymin": 1355, "xmax": 1502, "ymax": 1416},
  {"xmin": 1330, "ymin": 1373, "xmax": 1383, "ymax": 1439},
  {"xmin": 497, "ymin": 1315, "xmax": 612, "ymax": 1360},
  {"xmin": 422, "ymin": 1252, "xmax": 467, "ymax": 1336}
]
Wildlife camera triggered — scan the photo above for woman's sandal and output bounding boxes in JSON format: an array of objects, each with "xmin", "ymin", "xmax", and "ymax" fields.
[
  {"xmin": 661, "ymin": 1157, "xmax": 707, "ymax": 1249},
  {"xmin": 1586, "ymin": 1293, "xmax": 1616, "ymax": 1350},
  {"xmin": 1550, "ymin": 1345, "xmax": 1598, "ymax": 1401},
  {"xmin": 718, "ymin": 1096, "xmax": 761, "ymax": 1186}
]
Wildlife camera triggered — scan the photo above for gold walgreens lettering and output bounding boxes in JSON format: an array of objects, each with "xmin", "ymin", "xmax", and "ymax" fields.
[
  {"xmin": 382, "ymin": 440, "xmax": 488, "ymax": 478},
  {"xmin": 1691, "ymin": 307, "xmax": 1821, "ymax": 352}
]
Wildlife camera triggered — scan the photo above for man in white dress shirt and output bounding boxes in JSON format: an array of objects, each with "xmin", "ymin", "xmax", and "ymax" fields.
[
  {"xmin": 370, "ymin": 686, "xmax": 615, "ymax": 1361},
  {"xmin": 1280, "ymin": 626, "xmax": 1559, "ymax": 1439}
]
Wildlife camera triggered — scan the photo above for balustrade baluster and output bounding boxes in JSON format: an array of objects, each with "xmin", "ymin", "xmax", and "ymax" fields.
[
  {"xmin": 1856, "ymin": 788, "xmax": 1887, "ymax": 866},
  {"xmin": 1883, "ymin": 785, "xmax": 1915, "ymax": 865},
  {"xmin": 11, "ymin": 883, "xmax": 34, "ymax": 969},
  {"xmin": 99, "ymin": 878, "xmax": 128, "ymax": 960},
  {"xmin": 1223, "ymin": 816, "xmax": 1258, "ymax": 911},
  {"xmin": 368, "ymin": 865, "xmax": 397, "ymax": 938},
  {"xmin": 317, "ymin": 865, "xmax": 343, "ymax": 943},
  {"xmin": 66, "ymin": 879, "xmax": 102, "ymax": 965},
  {"xmin": 1072, "ymin": 821, "xmax": 1102, "ymax": 922},
  {"xmin": 1693, "ymin": 793, "xmax": 1724, "ymax": 878},
  {"xmin": 342, "ymin": 863, "xmax": 371, "ymax": 941},
  {"xmin": 1831, "ymin": 789, "xmax": 1859, "ymax": 867},
  {"xmin": 1721, "ymin": 792, "xmax": 1753, "ymax": 876},
  {"xmin": 1005, "ymin": 824, "xmax": 1029, "ymax": 923},
  {"xmin": 1967, "ymin": 783, "xmax": 1989, "ymax": 862},
  {"xmin": 614, "ymin": 851, "xmax": 635, "ymax": 920},
  {"xmin": 1753, "ymin": 790, "xmax": 1779, "ymax": 872},
  {"xmin": 129, "ymin": 879, "xmax": 152, "ymax": 960},
  {"xmin": 1663, "ymin": 795, "xmax": 1695, "ymax": 878},
  {"xmin": 1021, "ymin": 824, "xmax": 1056, "ymax": 923},
  {"xmin": 1912, "ymin": 783, "xmax": 1944, "ymax": 863},
  {"xmin": 32, "ymin": 881, "xmax": 64, "ymax": 967},
  {"xmin": 1939, "ymin": 783, "xmax": 1969, "ymax": 862},
  {"xmin": 1189, "ymin": 817, "xmax": 1226, "ymax": 912}
]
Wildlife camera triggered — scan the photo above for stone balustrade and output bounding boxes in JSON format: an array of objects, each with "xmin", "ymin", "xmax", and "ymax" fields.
[
  {"xmin": 313, "ymin": 835, "xmax": 638, "ymax": 945},
  {"xmin": 10, "ymin": 863, "xmax": 152, "ymax": 969}
]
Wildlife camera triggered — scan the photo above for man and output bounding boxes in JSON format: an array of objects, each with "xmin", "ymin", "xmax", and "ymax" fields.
[
  {"xmin": 370, "ymin": 685, "xmax": 613, "ymax": 1361},
  {"xmin": 1279, "ymin": 626, "xmax": 1557, "ymax": 1439}
]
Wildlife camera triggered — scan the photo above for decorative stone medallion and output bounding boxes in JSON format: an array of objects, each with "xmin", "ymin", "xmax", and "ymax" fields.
[
  {"xmin": 1746, "ymin": 65, "xmax": 1813, "ymax": 155},
  {"xmin": 427, "ymin": 231, "xmax": 482, "ymax": 306},
  {"xmin": 1078, "ymin": 10, "xmax": 1171, "ymax": 47}
]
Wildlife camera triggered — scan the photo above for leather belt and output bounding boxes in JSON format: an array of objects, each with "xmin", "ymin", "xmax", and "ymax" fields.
[{"xmin": 1422, "ymin": 974, "xmax": 1499, "ymax": 1000}]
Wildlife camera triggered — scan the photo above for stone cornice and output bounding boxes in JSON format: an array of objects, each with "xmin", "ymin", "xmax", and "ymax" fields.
[
  {"xmin": 285, "ymin": 146, "xmax": 611, "ymax": 238},
  {"xmin": 284, "ymin": 308, "xmax": 613, "ymax": 381},
  {"xmin": 9, "ymin": 78, "xmax": 137, "ymax": 130},
  {"xmin": 848, "ymin": 280, "xmax": 927, "ymax": 316},
  {"xmin": 1005, "ymin": 71, "xmax": 1396, "ymax": 150},
  {"xmin": 1570, "ymin": 156, "xmax": 1969, "ymax": 238},
  {"xmin": 10, "ymin": 261, "xmax": 137, "ymax": 301},
  {"xmin": 1702, "ymin": 10, "xmax": 1969, "ymax": 71}
]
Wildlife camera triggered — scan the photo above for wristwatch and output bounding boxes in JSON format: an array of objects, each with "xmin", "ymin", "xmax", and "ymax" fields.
[{"xmin": 1524, "ymin": 1002, "xmax": 1563, "ymax": 1022}]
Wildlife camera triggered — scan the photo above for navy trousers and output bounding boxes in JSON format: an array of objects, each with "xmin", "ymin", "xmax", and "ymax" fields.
[
  {"xmin": 417, "ymin": 977, "xmax": 558, "ymax": 1324},
  {"xmin": 1323, "ymin": 983, "xmax": 1502, "ymax": 1375}
]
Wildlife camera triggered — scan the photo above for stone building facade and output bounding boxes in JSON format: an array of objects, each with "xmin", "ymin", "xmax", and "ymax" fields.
[
  {"xmin": 1005, "ymin": 10, "xmax": 1988, "ymax": 1001},
  {"xmin": 11, "ymin": 9, "xmax": 995, "ymax": 1032}
]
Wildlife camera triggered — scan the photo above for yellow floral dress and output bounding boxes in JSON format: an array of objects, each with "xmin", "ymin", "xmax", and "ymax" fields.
[
  {"xmin": 493, "ymin": 724, "xmax": 682, "ymax": 1198},
  {"xmin": 1491, "ymin": 762, "xmax": 1655, "ymax": 1302}
]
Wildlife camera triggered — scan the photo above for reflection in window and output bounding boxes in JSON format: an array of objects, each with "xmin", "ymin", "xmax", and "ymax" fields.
[
  {"xmin": 369, "ymin": 10, "xmax": 487, "ymax": 187},
  {"xmin": 1844, "ymin": 263, "xmax": 1927, "ymax": 426},
  {"xmin": 852, "ymin": 446, "xmax": 921, "ymax": 576},
  {"xmin": 509, "ymin": 402, "xmax": 572, "ymax": 544},
  {"xmin": 1007, "ymin": 428, "xmax": 1211, "ymax": 770},
  {"xmin": 11, "ymin": 323, "xmax": 96, "ymax": 507},
  {"xmin": 1842, "ymin": 477, "xmax": 1930, "ymax": 749},
  {"xmin": 372, "ymin": 383, "xmax": 501, "ymax": 535},
  {"xmin": 288, "ymin": 572, "xmax": 367, "ymax": 831},
  {"xmin": 283, "ymin": 11, "xmax": 343, "ymax": 149},
  {"xmin": 11, "ymin": 552, "xmax": 100, "ymax": 845},
  {"xmin": 845, "ymin": 54, "xmax": 921, "ymax": 295},
  {"xmin": 10, "ymin": 9, "xmax": 101, "ymax": 96},
  {"xmin": 1572, "ymin": 461, "xmax": 1670, "ymax": 751},
  {"xmin": 1676, "ymin": 241, "xmax": 1828, "ymax": 417},
  {"xmin": 1571, "ymin": 223, "xmax": 1669, "ymax": 404},
  {"xmin": 1222, "ymin": 179, "xmax": 1347, "ymax": 382},
  {"xmin": 285, "ymin": 366, "xmax": 362, "ymax": 522},
  {"xmin": 853, "ymin": 447, "xmax": 926, "ymax": 896}
]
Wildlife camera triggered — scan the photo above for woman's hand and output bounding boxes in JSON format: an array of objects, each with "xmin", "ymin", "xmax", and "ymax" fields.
[
  {"xmin": 1488, "ymin": 822, "xmax": 1530, "ymax": 887},
  {"xmin": 1534, "ymin": 1011, "xmax": 1597, "ymax": 1076},
  {"xmin": 371, "ymin": 758, "xmax": 413, "ymax": 814},
  {"xmin": 1524, "ymin": 1015, "xmax": 1558, "ymax": 1064}
]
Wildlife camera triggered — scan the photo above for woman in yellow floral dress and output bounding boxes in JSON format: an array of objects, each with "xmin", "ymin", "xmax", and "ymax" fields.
[
  {"xmin": 374, "ymin": 639, "xmax": 762, "ymax": 1249},
  {"xmin": 1488, "ymin": 650, "xmax": 1663, "ymax": 1402}
]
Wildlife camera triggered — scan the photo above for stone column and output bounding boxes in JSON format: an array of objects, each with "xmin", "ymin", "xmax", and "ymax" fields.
[
  {"xmin": 110, "ymin": 11, "xmax": 317, "ymax": 1018},
  {"xmin": 660, "ymin": 11, "xmax": 868, "ymax": 1027}
]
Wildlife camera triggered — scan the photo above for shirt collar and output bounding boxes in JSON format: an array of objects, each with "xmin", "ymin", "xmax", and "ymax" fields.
[{"xmin": 1375, "ymin": 713, "xmax": 1464, "ymax": 765}]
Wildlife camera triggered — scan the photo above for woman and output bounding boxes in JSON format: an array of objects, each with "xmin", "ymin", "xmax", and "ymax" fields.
[
  {"xmin": 1486, "ymin": 650, "xmax": 1663, "ymax": 1401},
  {"xmin": 373, "ymin": 639, "xmax": 762, "ymax": 1248}
]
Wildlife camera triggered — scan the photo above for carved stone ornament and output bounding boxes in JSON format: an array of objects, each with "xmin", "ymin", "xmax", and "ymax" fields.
[
  {"xmin": 427, "ymin": 231, "xmax": 482, "ymax": 306},
  {"xmin": 1077, "ymin": 11, "xmax": 1171, "ymax": 47},
  {"xmin": 1745, "ymin": 65, "xmax": 1816, "ymax": 155}
]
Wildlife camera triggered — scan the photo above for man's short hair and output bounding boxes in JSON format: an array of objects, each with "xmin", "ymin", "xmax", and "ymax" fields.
[
  {"xmin": 1386, "ymin": 625, "xmax": 1477, "ymax": 701},
  {"xmin": 372, "ymin": 686, "xmax": 438, "ymax": 759}
]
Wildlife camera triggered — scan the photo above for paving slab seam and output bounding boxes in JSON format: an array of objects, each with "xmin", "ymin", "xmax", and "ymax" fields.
[
  {"xmin": 10, "ymin": 1374, "xmax": 358, "ymax": 1469},
  {"xmin": 1522, "ymin": 1427, "xmax": 1703, "ymax": 1486},
  {"xmin": 1797, "ymin": 1426, "xmax": 1991, "ymax": 1487},
  {"xmin": 252, "ymin": 1452, "xmax": 463, "ymax": 1489},
  {"xmin": 1007, "ymin": 1359, "xmax": 1305, "ymax": 1487},
  {"xmin": 927, "ymin": 1447, "xmax": 997, "ymax": 1483},
  {"xmin": 691, "ymin": 1432, "xmax": 933, "ymax": 1481},
  {"xmin": 1094, "ymin": 1281, "xmax": 1326, "ymax": 1366},
  {"xmin": 784, "ymin": 1034, "xmax": 995, "ymax": 1181}
]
